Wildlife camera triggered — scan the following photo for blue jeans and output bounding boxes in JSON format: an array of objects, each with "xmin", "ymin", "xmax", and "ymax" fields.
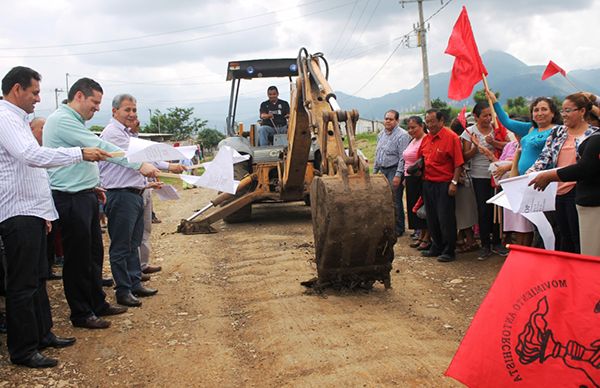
[
  {"xmin": 258, "ymin": 125, "xmax": 287, "ymax": 146},
  {"xmin": 105, "ymin": 190, "xmax": 144, "ymax": 297},
  {"xmin": 380, "ymin": 166, "xmax": 405, "ymax": 235}
]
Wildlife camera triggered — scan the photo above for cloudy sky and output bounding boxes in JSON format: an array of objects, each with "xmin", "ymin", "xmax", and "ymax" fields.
[{"xmin": 2, "ymin": 0, "xmax": 599, "ymax": 128}]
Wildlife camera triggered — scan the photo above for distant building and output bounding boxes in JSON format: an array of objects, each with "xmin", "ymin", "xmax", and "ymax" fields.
[{"xmin": 355, "ymin": 118, "xmax": 384, "ymax": 134}]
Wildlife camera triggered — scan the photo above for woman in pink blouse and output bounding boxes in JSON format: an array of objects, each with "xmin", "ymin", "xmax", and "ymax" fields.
[{"xmin": 403, "ymin": 116, "xmax": 430, "ymax": 250}]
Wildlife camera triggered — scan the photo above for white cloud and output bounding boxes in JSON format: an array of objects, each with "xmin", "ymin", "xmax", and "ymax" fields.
[{"xmin": 1, "ymin": 0, "xmax": 598, "ymax": 124}]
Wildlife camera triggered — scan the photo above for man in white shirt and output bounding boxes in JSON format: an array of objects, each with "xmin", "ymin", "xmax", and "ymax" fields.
[{"xmin": 0, "ymin": 66, "xmax": 110, "ymax": 368}]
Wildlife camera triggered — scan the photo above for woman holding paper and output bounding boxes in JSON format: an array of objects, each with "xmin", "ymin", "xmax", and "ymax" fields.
[
  {"xmin": 528, "ymin": 93, "xmax": 600, "ymax": 253},
  {"xmin": 530, "ymin": 133, "xmax": 600, "ymax": 256}
]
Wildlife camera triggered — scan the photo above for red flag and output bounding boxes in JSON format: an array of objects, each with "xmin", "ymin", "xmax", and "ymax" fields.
[
  {"xmin": 446, "ymin": 245, "xmax": 600, "ymax": 388},
  {"xmin": 542, "ymin": 60, "xmax": 567, "ymax": 80},
  {"xmin": 445, "ymin": 6, "xmax": 488, "ymax": 100},
  {"xmin": 457, "ymin": 106, "xmax": 467, "ymax": 128}
]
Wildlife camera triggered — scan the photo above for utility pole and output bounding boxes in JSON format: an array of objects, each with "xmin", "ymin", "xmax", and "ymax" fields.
[
  {"xmin": 417, "ymin": 0, "xmax": 431, "ymax": 110},
  {"xmin": 54, "ymin": 88, "xmax": 64, "ymax": 109},
  {"xmin": 400, "ymin": 0, "xmax": 440, "ymax": 110}
]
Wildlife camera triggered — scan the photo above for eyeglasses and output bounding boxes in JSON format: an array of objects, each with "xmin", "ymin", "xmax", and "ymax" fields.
[
  {"xmin": 560, "ymin": 108, "xmax": 580, "ymax": 114},
  {"xmin": 384, "ymin": 117, "xmax": 396, "ymax": 121}
]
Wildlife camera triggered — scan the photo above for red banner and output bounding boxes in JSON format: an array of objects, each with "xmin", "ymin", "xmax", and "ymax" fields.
[
  {"xmin": 446, "ymin": 245, "xmax": 600, "ymax": 388},
  {"xmin": 445, "ymin": 6, "xmax": 488, "ymax": 100},
  {"xmin": 542, "ymin": 60, "xmax": 567, "ymax": 81}
]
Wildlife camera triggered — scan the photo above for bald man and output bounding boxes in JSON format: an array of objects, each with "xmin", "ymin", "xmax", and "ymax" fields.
[{"xmin": 30, "ymin": 117, "xmax": 45, "ymax": 146}]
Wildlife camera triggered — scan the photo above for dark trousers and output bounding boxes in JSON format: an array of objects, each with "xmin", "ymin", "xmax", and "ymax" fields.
[
  {"xmin": 53, "ymin": 190, "xmax": 108, "ymax": 322},
  {"xmin": 46, "ymin": 221, "xmax": 58, "ymax": 276},
  {"xmin": 472, "ymin": 178, "xmax": 501, "ymax": 248},
  {"xmin": 105, "ymin": 190, "xmax": 144, "ymax": 298},
  {"xmin": 423, "ymin": 181, "xmax": 457, "ymax": 258},
  {"xmin": 381, "ymin": 167, "xmax": 405, "ymax": 234},
  {"xmin": 0, "ymin": 216, "xmax": 52, "ymax": 362},
  {"xmin": 555, "ymin": 190, "xmax": 580, "ymax": 253}
]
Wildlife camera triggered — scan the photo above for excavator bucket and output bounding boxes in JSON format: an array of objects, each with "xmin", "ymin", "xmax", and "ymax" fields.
[{"xmin": 309, "ymin": 174, "xmax": 396, "ymax": 289}]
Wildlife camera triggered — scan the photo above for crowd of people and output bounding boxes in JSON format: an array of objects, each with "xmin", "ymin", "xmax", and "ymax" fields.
[
  {"xmin": 0, "ymin": 66, "xmax": 184, "ymax": 369},
  {"xmin": 1, "ymin": 63, "xmax": 599, "ymax": 371},
  {"xmin": 375, "ymin": 91, "xmax": 600, "ymax": 264}
]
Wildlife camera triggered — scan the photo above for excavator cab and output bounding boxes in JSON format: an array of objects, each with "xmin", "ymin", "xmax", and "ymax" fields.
[{"xmin": 179, "ymin": 49, "xmax": 396, "ymax": 289}]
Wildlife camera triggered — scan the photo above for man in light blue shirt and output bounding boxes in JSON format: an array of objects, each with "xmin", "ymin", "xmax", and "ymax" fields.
[{"xmin": 44, "ymin": 78, "xmax": 159, "ymax": 330}]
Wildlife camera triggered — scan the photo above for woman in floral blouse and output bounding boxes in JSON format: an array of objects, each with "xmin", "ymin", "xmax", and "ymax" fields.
[{"xmin": 528, "ymin": 93, "xmax": 600, "ymax": 253}]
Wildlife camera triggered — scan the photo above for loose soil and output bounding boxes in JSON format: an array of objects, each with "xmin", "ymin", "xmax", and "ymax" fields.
[{"xmin": 0, "ymin": 186, "xmax": 505, "ymax": 387}]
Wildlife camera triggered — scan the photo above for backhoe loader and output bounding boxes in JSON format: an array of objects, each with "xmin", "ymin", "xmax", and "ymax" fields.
[{"xmin": 178, "ymin": 48, "xmax": 396, "ymax": 288}]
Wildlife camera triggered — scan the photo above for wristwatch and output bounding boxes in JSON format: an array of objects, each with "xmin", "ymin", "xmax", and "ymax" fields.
[{"xmin": 451, "ymin": 179, "xmax": 458, "ymax": 185}]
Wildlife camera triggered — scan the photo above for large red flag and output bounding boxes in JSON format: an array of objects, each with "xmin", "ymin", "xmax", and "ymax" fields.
[
  {"xmin": 542, "ymin": 60, "xmax": 567, "ymax": 80},
  {"xmin": 446, "ymin": 245, "xmax": 600, "ymax": 388},
  {"xmin": 445, "ymin": 6, "xmax": 488, "ymax": 100}
]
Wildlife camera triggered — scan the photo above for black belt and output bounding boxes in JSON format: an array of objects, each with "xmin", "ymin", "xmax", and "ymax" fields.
[
  {"xmin": 381, "ymin": 165, "xmax": 399, "ymax": 169},
  {"xmin": 107, "ymin": 187, "xmax": 145, "ymax": 196},
  {"xmin": 52, "ymin": 188, "xmax": 96, "ymax": 195}
]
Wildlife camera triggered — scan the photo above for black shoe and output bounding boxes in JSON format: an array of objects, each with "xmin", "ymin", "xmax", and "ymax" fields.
[
  {"xmin": 421, "ymin": 250, "xmax": 440, "ymax": 258},
  {"xmin": 437, "ymin": 254, "xmax": 455, "ymax": 263},
  {"xmin": 97, "ymin": 304, "xmax": 128, "ymax": 317},
  {"xmin": 39, "ymin": 333, "xmax": 76, "ymax": 350},
  {"xmin": 102, "ymin": 278, "xmax": 114, "ymax": 287},
  {"xmin": 72, "ymin": 316, "xmax": 111, "ymax": 329},
  {"xmin": 117, "ymin": 293, "xmax": 142, "ymax": 307},
  {"xmin": 13, "ymin": 352, "xmax": 58, "ymax": 368},
  {"xmin": 132, "ymin": 286, "xmax": 158, "ymax": 298}
]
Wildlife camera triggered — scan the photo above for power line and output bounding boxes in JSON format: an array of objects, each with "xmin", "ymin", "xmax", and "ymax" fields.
[
  {"xmin": 351, "ymin": 0, "xmax": 454, "ymax": 95},
  {"xmin": 341, "ymin": 0, "xmax": 382, "ymax": 60},
  {"xmin": 328, "ymin": 0, "xmax": 362, "ymax": 59},
  {"xmin": 0, "ymin": 2, "xmax": 354, "ymax": 58},
  {"xmin": 352, "ymin": 40, "xmax": 404, "ymax": 95},
  {"xmin": 334, "ymin": 0, "xmax": 372, "ymax": 61},
  {"xmin": 0, "ymin": 0, "xmax": 327, "ymax": 50}
]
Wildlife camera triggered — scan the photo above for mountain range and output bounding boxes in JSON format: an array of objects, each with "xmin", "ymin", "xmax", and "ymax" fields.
[
  {"xmin": 87, "ymin": 50, "xmax": 600, "ymax": 130},
  {"xmin": 335, "ymin": 50, "xmax": 600, "ymax": 120}
]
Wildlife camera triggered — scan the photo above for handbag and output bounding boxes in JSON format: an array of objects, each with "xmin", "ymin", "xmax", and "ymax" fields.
[
  {"xmin": 407, "ymin": 157, "xmax": 424, "ymax": 176},
  {"xmin": 416, "ymin": 205, "xmax": 427, "ymax": 220}
]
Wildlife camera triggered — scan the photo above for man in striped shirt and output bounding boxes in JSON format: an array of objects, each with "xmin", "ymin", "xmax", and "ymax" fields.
[
  {"xmin": 373, "ymin": 109, "xmax": 411, "ymax": 237},
  {"xmin": 0, "ymin": 66, "xmax": 111, "ymax": 368}
]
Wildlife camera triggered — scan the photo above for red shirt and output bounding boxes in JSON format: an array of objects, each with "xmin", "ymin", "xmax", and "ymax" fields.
[{"xmin": 418, "ymin": 127, "xmax": 464, "ymax": 182}]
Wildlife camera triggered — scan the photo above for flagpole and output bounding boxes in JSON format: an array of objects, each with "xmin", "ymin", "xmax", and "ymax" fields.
[
  {"xmin": 564, "ymin": 76, "xmax": 580, "ymax": 92},
  {"xmin": 481, "ymin": 73, "xmax": 498, "ymax": 129}
]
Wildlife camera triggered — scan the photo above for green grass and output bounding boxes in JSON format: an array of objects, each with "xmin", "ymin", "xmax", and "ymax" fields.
[{"xmin": 354, "ymin": 132, "xmax": 378, "ymax": 169}]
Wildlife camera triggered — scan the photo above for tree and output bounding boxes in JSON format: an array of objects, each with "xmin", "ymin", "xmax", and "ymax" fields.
[
  {"xmin": 429, "ymin": 98, "xmax": 461, "ymax": 122},
  {"xmin": 196, "ymin": 128, "xmax": 225, "ymax": 150},
  {"xmin": 473, "ymin": 89, "xmax": 499, "ymax": 104},
  {"xmin": 143, "ymin": 107, "xmax": 207, "ymax": 141},
  {"xmin": 430, "ymin": 98, "xmax": 452, "ymax": 120},
  {"xmin": 505, "ymin": 96, "xmax": 529, "ymax": 118},
  {"xmin": 88, "ymin": 125, "xmax": 104, "ymax": 133}
]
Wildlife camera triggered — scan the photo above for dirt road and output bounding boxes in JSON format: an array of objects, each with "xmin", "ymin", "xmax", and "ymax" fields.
[{"xmin": 0, "ymin": 187, "xmax": 504, "ymax": 387}]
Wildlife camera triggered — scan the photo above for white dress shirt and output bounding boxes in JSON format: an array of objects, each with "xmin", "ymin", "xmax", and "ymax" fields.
[{"xmin": 0, "ymin": 100, "xmax": 82, "ymax": 223}]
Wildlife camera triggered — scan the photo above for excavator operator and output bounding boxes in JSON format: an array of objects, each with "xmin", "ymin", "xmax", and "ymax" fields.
[{"xmin": 257, "ymin": 85, "xmax": 290, "ymax": 146}]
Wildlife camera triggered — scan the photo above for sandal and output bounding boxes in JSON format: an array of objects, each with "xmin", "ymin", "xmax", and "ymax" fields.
[
  {"xmin": 417, "ymin": 241, "xmax": 431, "ymax": 251},
  {"xmin": 457, "ymin": 242, "xmax": 479, "ymax": 253},
  {"xmin": 409, "ymin": 239, "xmax": 423, "ymax": 248}
]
